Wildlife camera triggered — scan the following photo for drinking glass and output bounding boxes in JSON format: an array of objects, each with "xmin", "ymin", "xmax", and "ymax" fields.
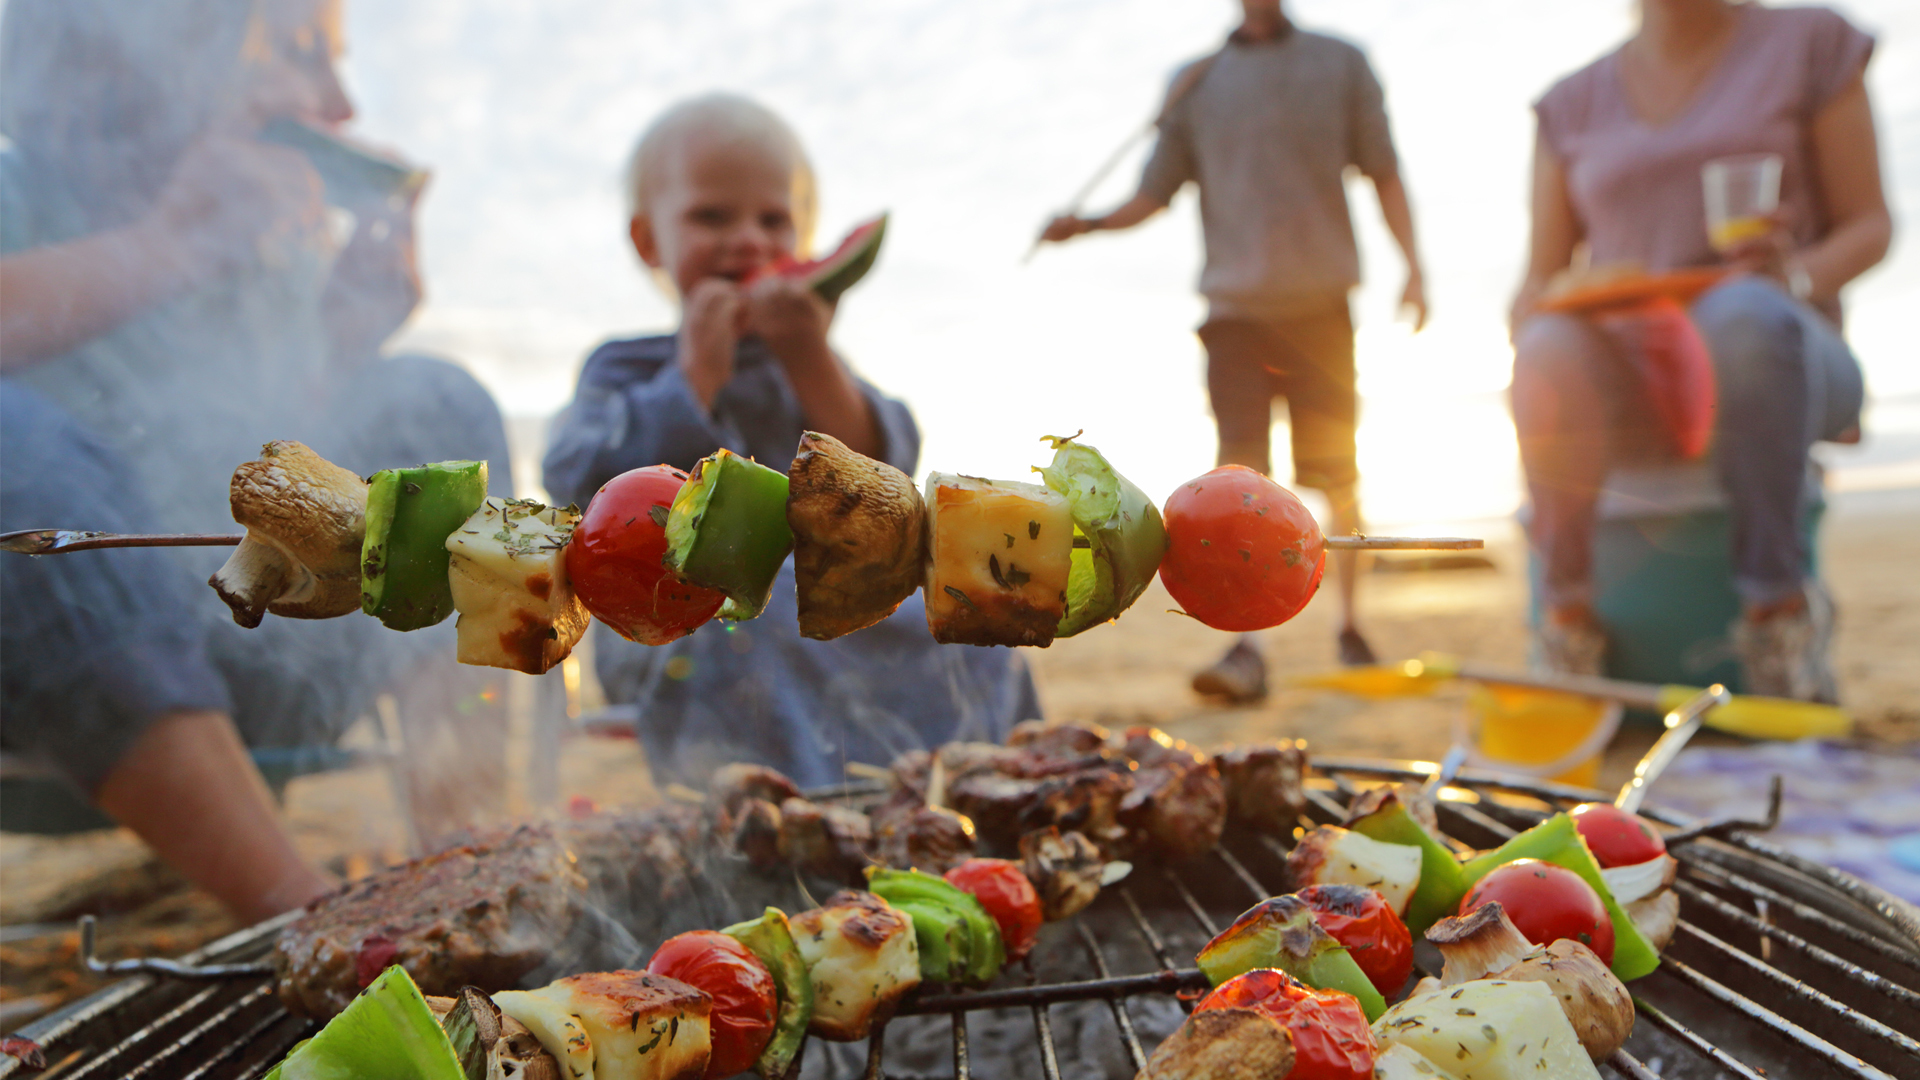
[{"xmin": 1702, "ymin": 154, "xmax": 1782, "ymax": 252}]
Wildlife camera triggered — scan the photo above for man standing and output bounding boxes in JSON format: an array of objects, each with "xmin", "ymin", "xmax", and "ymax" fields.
[{"xmin": 1041, "ymin": 0, "xmax": 1426, "ymax": 701}]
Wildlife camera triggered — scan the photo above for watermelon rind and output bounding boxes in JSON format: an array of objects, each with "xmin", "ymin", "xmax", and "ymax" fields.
[{"xmin": 806, "ymin": 214, "xmax": 887, "ymax": 303}]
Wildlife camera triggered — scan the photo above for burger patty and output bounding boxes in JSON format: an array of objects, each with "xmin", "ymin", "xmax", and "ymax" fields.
[{"xmin": 274, "ymin": 826, "xmax": 589, "ymax": 1017}]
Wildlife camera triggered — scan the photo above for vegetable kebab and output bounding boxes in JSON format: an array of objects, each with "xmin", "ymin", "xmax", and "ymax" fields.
[{"xmin": 19, "ymin": 432, "xmax": 1477, "ymax": 674}]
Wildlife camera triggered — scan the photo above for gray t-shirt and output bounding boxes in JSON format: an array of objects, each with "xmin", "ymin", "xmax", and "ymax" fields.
[{"xmin": 1140, "ymin": 27, "xmax": 1400, "ymax": 321}]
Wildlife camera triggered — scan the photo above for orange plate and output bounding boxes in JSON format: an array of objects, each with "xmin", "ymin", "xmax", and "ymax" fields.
[{"xmin": 1536, "ymin": 267, "xmax": 1730, "ymax": 315}]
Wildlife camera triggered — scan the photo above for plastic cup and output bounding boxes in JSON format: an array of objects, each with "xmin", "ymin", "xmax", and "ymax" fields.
[{"xmin": 1702, "ymin": 154, "xmax": 1781, "ymax": 252}]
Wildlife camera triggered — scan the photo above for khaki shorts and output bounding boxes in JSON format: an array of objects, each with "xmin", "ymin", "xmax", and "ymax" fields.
[{"xmin": 1200, "ymin": 300, "xmax": 1357, "ymax": 491}]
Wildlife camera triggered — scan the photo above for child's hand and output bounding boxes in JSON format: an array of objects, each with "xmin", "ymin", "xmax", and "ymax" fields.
[
  {"xmin": 746, "ymin": 276, "xmax": 834, "ymax": 373},
  {"xmin": 679, "ymin": 278, "xmax": 744, "ymax": 409}
]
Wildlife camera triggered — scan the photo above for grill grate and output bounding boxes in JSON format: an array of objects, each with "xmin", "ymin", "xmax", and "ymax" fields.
[{"xmin": 4, "ymin": 758, "xmax": 1916, "ymax": 1080}]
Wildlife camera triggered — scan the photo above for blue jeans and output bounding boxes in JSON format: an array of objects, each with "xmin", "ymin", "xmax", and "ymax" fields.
[{"xmin": 1512, "ymin": 277, "xmax": 1864, "ymax": 610}]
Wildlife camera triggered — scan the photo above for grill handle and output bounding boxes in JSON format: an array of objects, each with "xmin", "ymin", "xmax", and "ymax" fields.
[
  {"xmin": 78, "ymin": 916, "xmax": 273, "ymax": 980},
  {"xmin": 1615, "ymin": 684, "xmax": 1730, "ymax": 814}
]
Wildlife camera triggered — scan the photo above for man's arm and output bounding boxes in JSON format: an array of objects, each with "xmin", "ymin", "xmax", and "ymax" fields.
[
  {"xmin": 1372, "ymin": 174, "xmax": 1428, "ymax": 331},
  {"xmin": 1040, "ymin": 193, "xmax": 1168, "ymax": 243}
]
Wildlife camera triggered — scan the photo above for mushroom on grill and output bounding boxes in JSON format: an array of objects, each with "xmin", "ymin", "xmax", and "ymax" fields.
[{"xmin": 209, "ymin": 440, "xmax": 368, "ymax": 627}]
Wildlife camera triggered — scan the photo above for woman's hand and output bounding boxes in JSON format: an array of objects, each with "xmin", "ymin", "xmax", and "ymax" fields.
[
  {"xmin": 678, "ymin": 278, "xmax": 744, "ymax": 410},
  {"xmin": 1717, "ymin": 213, "xmax": 1809, "ymax": 297},
  {"xmin": 1508, "ymin": 277, "xmax": 1550, "ymax": 341},
  {"xmin": 138, "ymin": 134, "xmax": 324, "ymax": 285},
  {"xmin": 746, "ymin": 275, "xmax": 835, "ymax": 373}
]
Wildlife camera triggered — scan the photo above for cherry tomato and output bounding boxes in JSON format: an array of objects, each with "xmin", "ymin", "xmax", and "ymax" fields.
[
  {"xmin": 1571, "ymin": 803, "xmax": 1668, "ymax": 868},
  {"xmin": 1461, "ymin": 859, "xmax": 1615, "ymax": 965},
  {"xmin": 945, "ymin": 858, "xmax": 1043, "ymax": 962},
  {"xmin": 1159, "ymin": 465, "xmax": 1327, "ymax": 631},
  {"xmin": 567, "ymin": 465, "xmax": 726, "ymax": 644},
  {"xmin": 1195, "ymin": 968, "xmax": 1374, "ymax": 1080},
  {"xmin": 1297, "ymin": 884, "xmax": 1413, "ymax": 998},
  {"xmin": 645, "ymin": 931, "xmax": 776, "ymax": 1079}
]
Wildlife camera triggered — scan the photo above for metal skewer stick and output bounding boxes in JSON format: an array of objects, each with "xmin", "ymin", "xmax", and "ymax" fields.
[
  {"xmin": 4, "ymin": 528, "xmax": 1484, "ymax": 555},
  {"xmin": 1021, "ymin": 120, "xmax": 1157, "ymax": 264},
  {"xmin": 0, "ymin": 529, "xmax": 244, "ymax": 555}
]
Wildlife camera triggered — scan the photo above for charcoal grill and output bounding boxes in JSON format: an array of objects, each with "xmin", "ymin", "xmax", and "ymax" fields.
[{"xmin": 4, "ymin": 758, "xmax": 1916, "ymax": 1080}]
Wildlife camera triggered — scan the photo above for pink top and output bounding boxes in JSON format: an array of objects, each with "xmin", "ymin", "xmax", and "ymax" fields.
[{"xmin": 1535, "ymin": 4, "xmax": 1873, "ymax": 273}]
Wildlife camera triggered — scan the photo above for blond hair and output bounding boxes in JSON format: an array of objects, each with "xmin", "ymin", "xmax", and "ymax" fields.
[{"xmin": 623, "ymin": 92, "xmax": 818, "ymax": 256}]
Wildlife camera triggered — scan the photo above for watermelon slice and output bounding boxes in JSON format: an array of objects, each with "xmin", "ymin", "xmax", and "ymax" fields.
[{"xmin": 752, "ymin": 213, "xmax": 887, "ymax": 302}]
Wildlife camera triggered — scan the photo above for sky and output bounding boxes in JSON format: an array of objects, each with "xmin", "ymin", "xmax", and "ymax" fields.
[{"xmin": 344, "ymin": 0, "xmax": 1920, "ymax": 527}]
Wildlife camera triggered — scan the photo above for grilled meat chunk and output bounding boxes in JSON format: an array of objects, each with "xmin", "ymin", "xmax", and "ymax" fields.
[
  {"xmin": 776, "ymin": 797, "xmax": 874, "ymax": 880},
  {"xmin": 1112, "ymin": 727, "xmax": 1226, "ymax": 858},
  {"xmin": 274, "ymin": 827, "xmax": 587, "ymax": 1017},
  {"xmin": 709, "ymin": 763, "xmax": 804, "ymax": 814},
  {"xmin": 1216, "ymin": 740, "xmax": 1308, "ymax": 834},
  {"xmin": 790, "ymin": 891, "xmax": 921, "ymax": 1041},
  {"xmin": 1007, "ymin": 719, "xmax": 1112, "ymax": 760},
  {"xmin": 557, "ymin": 805, "xmax": 699, "ymax": 913},
  {"xmin": 1019, "ymin": 827, "xmax": 1107, "ymax": 920},
  {"xmin": 871, "ymin": 795, "xmax": 978, "ymax": 874}
]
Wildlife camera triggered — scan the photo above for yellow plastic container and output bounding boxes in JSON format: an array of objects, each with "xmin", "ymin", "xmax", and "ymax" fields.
[{"xmin": 1468, "ymin": 684, "xmax": 1619, "ymax": 788}]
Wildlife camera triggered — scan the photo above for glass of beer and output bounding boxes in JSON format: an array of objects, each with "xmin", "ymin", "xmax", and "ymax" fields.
[{"xmin": 1702, "ymin": 154, "xmax": 1782, "ymax": 252}]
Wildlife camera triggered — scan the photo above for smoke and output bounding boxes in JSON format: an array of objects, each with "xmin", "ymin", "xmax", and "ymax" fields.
[{"xmin": 0, "ymin": 0, "xmax": 522, "ymax": 843}]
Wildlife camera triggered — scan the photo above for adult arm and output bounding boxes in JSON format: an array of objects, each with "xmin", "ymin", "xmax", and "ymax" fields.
[
  {"xmin": 0, "ymin": 134, "xmax": 321, "ymax": 370},
  {"xmin": 1373, "ymin": 174, "xmax": 1428, "ymax": 330},
  {"xmin": 0, "ymin": 226, "xmax": 190, "ymax": 369},
  {"xmin": 1508, "ymin": 128, "xmax": 1583, "ymax": 334},
  {"xmin": 1793, "ymin": 72, "xmax": 1891, "ymax": 301}
]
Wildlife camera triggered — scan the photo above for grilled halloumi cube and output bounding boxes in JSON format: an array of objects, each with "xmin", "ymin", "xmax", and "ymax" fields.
[
  {"xmin": 1372, "ymin": 980, "xmax": 1599, "ymax": 1080},
  {"xmin": 493, "ymin": 989, "xmax": 597, "ymax": 1080},
  {"xmin": 498, "ymin": 971, "xmax": 712, "ymax": 1080},
  {"xmin": 447, "ymin": 497, "xmax": 591, "ymax": 674},
  {"xmin": 923, "ymin": 473, "xmax": 1073, "ymax": 647},
  {"xmin": 790, "ymin": 890, "xmax": 921, "ymax": 1041}
]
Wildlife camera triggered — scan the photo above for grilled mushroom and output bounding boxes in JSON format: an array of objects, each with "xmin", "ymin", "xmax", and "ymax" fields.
[
  {"xmin": 1133, "ymin": 1006, "xmax": 1294, "ymax": 1080},
  {"xmin": 1426, "ymin": 902, "xmax": 1634, "ymax": 1062},
  {"xmin": 209, "ymin": 440, "xmax": 368, "ymax": 627},
  {"xmin": 786, "ymin": 431, "xmax": 928, "ymax": 640}
]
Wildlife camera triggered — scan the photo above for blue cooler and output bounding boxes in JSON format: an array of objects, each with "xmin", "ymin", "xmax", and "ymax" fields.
[{"xmin": 1527, "ymin": 461, "xmax": 1824, "ymax": 695}]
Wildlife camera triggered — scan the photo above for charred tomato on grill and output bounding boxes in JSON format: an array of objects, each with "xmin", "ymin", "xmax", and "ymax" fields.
[
  {"xmin": 646, "ymin": 930, "xmax": 777, "ymax": 1079},
  {"xmin": 1195, "ymin": 968, "xmax": 1374, "ymax": 1080},
  {"xmin": 1461, "ymin": 858, "xmax": 1616, "ymax": 966},
  {"xmin": 1159, "ymin": 465, "xmax": 1326, "ymax": 631},
  {"xmin": 1296, "ymin": 883, "xmax": 1413, "ymax": 998},
  {"xmin": 567, "ymin": 465, "xmax": 726, "ymax": 644},
  {"xmin": 944, "ymin": 858, "xmax": 1044, "ymax": 962}
]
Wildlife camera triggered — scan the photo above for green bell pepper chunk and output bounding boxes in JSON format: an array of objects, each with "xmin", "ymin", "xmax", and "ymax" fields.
[
  {"xmin": 664, "ymin": 449, "xmax": 794, "ymax": 620},
  {"xmin": 1459, "ymin": 812, "xmax": 1661, "ymax": 981},
  {"xmin": 721, "ymin": 907, "xmax": 814, "ymax": 1080},
  {"xmin": 264, "ymin": 965, "xmax": 464, "ymax": 1080},
  {"xmin": 1347, "ymin": 795, "xmax": 1470, "ymax": 935},
  {"xmin": 866, "ymin": 867, "xmax": 1005, "ymax": 985},
  {"xmin": 1035, "ymin": 435, "xmax": 1168, "ymax": 637},
  {"xmin": 361, "ymin": 460, "xmax": 488, "ymax": 630},
  {"xmin": 1194, "ymin": 895, "xmax": 1388, "ymax": 1021}
]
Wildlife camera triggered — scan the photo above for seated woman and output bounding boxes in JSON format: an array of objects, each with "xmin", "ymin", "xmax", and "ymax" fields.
[
  {"xmin": 0, "ymin": 0, "xmax": 510, "ymax": 917},
  {"xmin": 1509, "ymin": 0, "xmax": 1891, "ymax": 700}
]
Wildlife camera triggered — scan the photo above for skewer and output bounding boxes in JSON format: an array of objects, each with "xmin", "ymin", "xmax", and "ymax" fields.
[
  {"xmin": 0, "ymin": 529, "xmax": 244, "ymax": 554},
  {"xmin": 0, "ymin": 528, "xmax": 1485, "ymax": 555}
]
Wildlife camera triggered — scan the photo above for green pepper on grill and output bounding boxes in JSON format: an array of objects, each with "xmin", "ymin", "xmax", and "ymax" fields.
[
  {"xmin": 720, "ymin": 907, "xmax": 815, "ymax": 1080},
  {"xmin": 1194, "ymin": 894, "xmax": 1388, "ymax": 1021},
  {"xmin": 865, "ymin": 867, "xmax": 1005, "ymax": 986},
  {"xmin": 1034, "ymin": 434, "xmax": 1168, "ymax": 637},
  {"xmin": 663, "ymin": 449, "xmax": 794, "ymax": 621},
  {"xmin": 361, "ymin": 460, "xmax": 488, "ymax": 630}
]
